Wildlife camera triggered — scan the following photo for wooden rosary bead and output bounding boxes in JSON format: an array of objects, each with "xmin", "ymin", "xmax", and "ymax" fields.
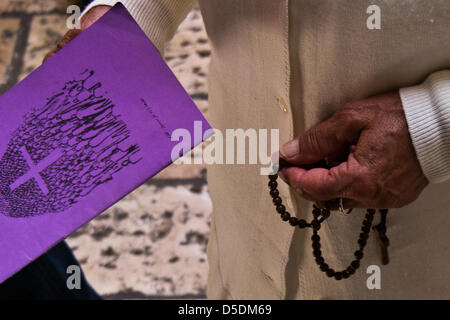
[
  {"xmin": 342, "ymin": 270, "xmax": 350, "ymax": 279},
  {"xmin": 334, "ymin": 272, "xmax": 343, "ymax": 280},
  {"xmin": 320, "ymin": 263, "xmax": 329, "ymax": 272},
  {"xmin": 321, "ymin": 209, "xmax": 330, "ymax": 219},
  {"xmin": 313, "ymin": 249, "xmax": 322, "ymax": 257},
  {"xmin": 351, "ymin": 260, "xmax": 360, "ymax": 269},
  {"xmin": 269, "ymin": 174, "xmax": 278, "ymax": 181},
  {"xmin": 315, "ymin": 256, "xmax": 325, "ymax": 265},
  {"xmin": 268, "ymin": 180, "xmax": 278, "ymax": 189},
  {"xmin": 273, "ymin": 197, "xmax": 282, "ymax": 205},
  {"xmin": 276, "ymin": 204, "xmax": 286, "ymax": 213},
  {"xmin": 312, "ymin": 242, "xmax": 321, "ymax": 250},
  {"xmin": 354, "ymin": 250, "xmax": 364, "ymax": 260},
  {"xmin": 361, "ymin": 226, "xmax": 370, "ymax": 233},
  {"xmin": 289, "ymin": 217, "xmax": 299, "ymax": 226},
  {"xmin": 359, "ymin": 233, "xmax": 369, "ymax": 241},
  {"xmin": 298, "ymin": 219, "xmax": 308, "ymax": 229},
  {"xmin": 363, "ymin": 220, "xmax": 372, "ymax": 228},
  {"xmin": 311, "ymin": 234, "xmax": 320, "ymax": 242},
  {"xmin": 346, "ymin": 266, "xmax": 355, "ymax": 275},
  {"xmin": 358, "ymin": 238, "xmax": 367, "ymax": 247},
  {"xmin": 312, "ymin": 208, "xmax": 321, "ymax": 217},
  {"xmin": 281, "ymin": 212, "xmax": 290, "ymax": 221},
  {"xmin": 270, "ymin": 189, "xmax": 279, "ymax": 198},
  {"xmin": 310, "ymin": 220, "xmax": 321, "ymax": 231},
  {"xmin": 326, "ymin": 269, "xmax": 335, "ymax": 277}
]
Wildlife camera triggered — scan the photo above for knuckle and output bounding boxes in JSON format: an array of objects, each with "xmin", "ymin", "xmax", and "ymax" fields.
[
  {"xmin": 353, "ymin": 172, "xmax": 380, "ymax": 200},
  {"xmin": 333, "ymin": 107, "xmax": 365, "ymax": 141},
  {"xmin": 304, "ymin": 127, "xmax": 324, "ymax": 155},
  {"xmin": 337, "ymin": 101, "xmax": 368, "ymax": 124},
  {"xmin": 340, "ymin": 101, "xmax": 362, "ymax": 115},
  {"xmin": 326, "ymin": 167, "xmax": 344, "ymax": 193}
]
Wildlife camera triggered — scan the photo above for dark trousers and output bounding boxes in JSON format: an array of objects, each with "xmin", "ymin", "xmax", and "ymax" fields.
[{"xmin": 0, "ymin": 241, "xmax": 100, "ymax": 300}]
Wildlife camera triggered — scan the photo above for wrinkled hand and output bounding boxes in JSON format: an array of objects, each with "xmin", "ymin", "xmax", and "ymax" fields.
[
  {"xmin": 43, "ymin": 5, "xmax": 111, "ymax": 62},
  {"xmin": 279, "ymin": 91, "xmax": 428, "ymax": 209}
]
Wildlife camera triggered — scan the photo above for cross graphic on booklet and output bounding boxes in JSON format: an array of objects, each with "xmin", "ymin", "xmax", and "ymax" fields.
[{"xmin": 9, "ymin": 146, "xmax": 62, "ymax": 195}]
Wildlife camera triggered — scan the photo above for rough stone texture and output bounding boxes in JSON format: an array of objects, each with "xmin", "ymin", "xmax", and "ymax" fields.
[
  {"xmin": 68, "ymin": 184, "xmax": 212, "ymax": 297},
  {"xmin": 0, "ymin": 1, "xmax": 212, "ymax": 299},
  {"xmin": 19, "ymin": 14, "xmax": 67, "ymax": 81},
  {"xmin": 163, "ymin": 9, "xmax": 210, "ymax": 116},
  {"xmin": 0, "ymin": 0, "xmax": 70, "ymax": 14},
  {"xmin": 0, "ymin": 18, "xmax": 20, "ymax": 86}
]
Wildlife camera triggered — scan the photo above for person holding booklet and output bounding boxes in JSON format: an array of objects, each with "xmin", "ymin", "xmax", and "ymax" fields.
[{"xmin": 5, "ymin": 0, "xmax": 450, "ymax": 299}]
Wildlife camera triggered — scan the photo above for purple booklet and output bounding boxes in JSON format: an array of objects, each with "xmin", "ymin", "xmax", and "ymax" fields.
[{"xmin": 0, "ymin": 3, "xmax": 211, "ymax": 283}]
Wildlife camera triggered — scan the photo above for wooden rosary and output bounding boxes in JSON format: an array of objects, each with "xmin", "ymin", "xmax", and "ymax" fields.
[{"xmin": 268, "ymin": 163, "xmax": 390, "ymax": 280}]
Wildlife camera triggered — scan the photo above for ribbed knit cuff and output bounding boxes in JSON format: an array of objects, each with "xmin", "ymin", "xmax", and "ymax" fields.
[
  {"xmin": 82, "ymin": 0, "xmax": 196, "ymax": 54},
  {"xmin": 399, "ymin": 70, "xmax": 450, "ymax": 184}
]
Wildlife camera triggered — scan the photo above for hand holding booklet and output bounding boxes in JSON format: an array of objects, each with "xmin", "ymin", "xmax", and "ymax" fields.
[{"xmin": 0, "ymin": 3, "xmax": 212, "ymax": 283}]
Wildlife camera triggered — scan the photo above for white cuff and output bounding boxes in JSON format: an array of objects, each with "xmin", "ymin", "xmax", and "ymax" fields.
[
  {"xmin": 400, "ymin": 70, "xmax": 450, "ymax": 184},
  {"xmin": 82, "ymin": 0, "xmax": 196, "ymax": 54}
]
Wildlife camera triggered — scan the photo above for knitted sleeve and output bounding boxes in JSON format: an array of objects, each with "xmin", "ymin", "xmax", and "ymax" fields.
[
  {"xmin": 400, "ymin": 70, "xmax": 450, "ymax": 184},
  {"xmin": 82, "ymin": 0, "xmax": 197, "ymax": 54}
]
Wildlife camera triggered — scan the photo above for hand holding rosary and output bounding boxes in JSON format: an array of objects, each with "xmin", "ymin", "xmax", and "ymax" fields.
[{"xmin": 268, "ymin": 159, "xmax": 390, "ymax": 280}]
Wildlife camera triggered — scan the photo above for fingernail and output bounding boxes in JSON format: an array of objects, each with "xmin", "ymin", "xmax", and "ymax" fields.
[{"xmin": 281, "ymin": 140, "xmax": 299, "ymax": 159}]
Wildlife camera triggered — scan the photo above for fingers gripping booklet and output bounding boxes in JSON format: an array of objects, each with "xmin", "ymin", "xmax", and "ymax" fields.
[{"xmin": 0, "ymin": 3, "xmax": 212, "ymax": 282}]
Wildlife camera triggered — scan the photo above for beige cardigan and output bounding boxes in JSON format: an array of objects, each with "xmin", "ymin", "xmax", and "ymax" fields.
[{"xmin": 85, "ymin": 0, "xmax": 450, "ymax": 299}]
